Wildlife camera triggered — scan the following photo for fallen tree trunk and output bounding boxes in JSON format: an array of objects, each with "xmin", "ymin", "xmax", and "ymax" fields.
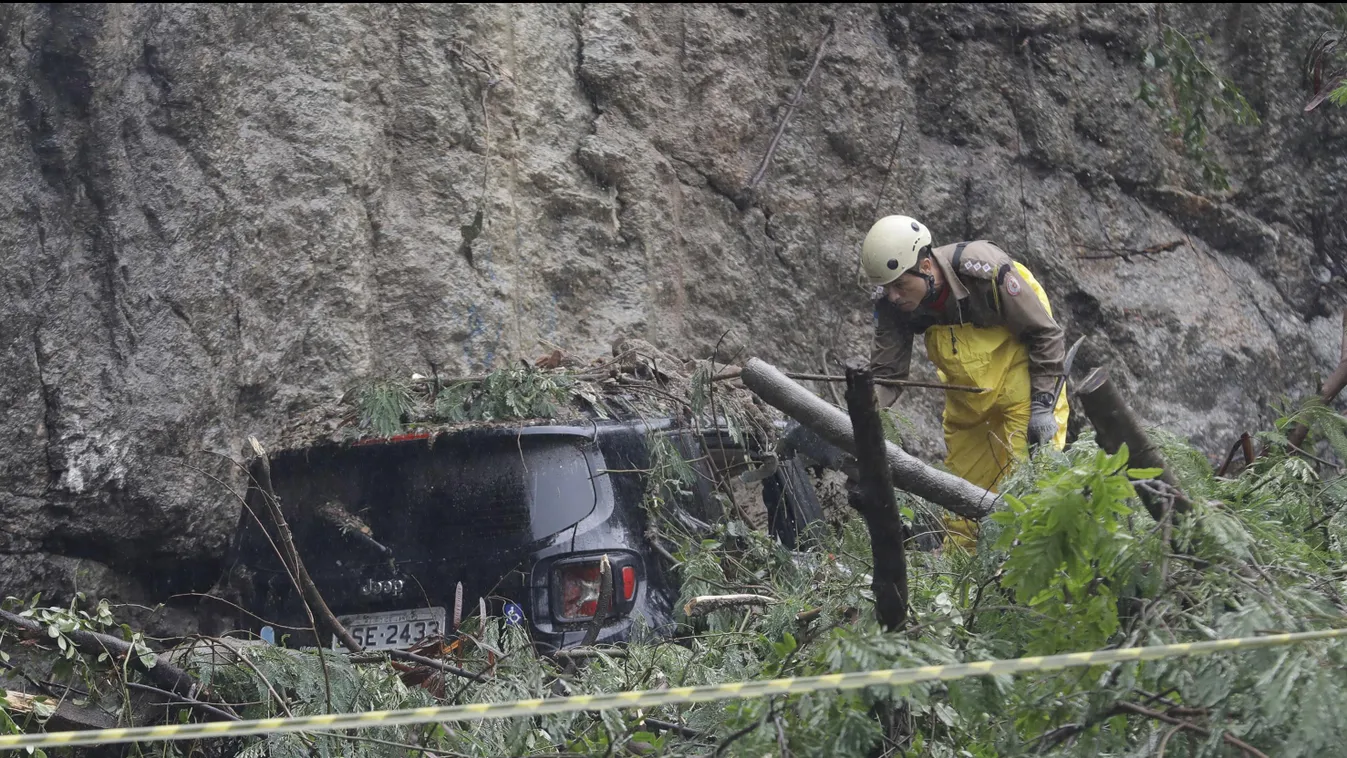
[
  {"xmin": 714, "ymin": 367, "xmax": 987, "ymax": 394},
  {"xmin": 740, "ymin": 358, "xmax": 999, "ymax": 519},
  {"xmin": 844, "ymin": 367, "xmax": 908, "ymax": 630},
  {"xmin": 1075, "ymin": 367, "xmax": 1191, "ymax": 522}
]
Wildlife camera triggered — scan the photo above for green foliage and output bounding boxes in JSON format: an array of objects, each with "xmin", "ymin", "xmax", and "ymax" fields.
[
  {"xmin": 435, "ymin": 366, "xmax": 577, "ymax": 423},
  {"xmin": 990, "ymin": 445, "xmax": 1153, "ymax": 654},
  {"xmin": 1331, "ymin": 80, "xmax": 1347, "ymax": 107},
  {"xmin": 350, "ymin": 366, "xmax": 586, "ymax": 438},
  {"xmin": 1137, "ymin": 23, "xmax": 1261, "ymax": 190},
  {"xmin": 355, "ymin": 379, "xmax": 414, "ymax": 436}
]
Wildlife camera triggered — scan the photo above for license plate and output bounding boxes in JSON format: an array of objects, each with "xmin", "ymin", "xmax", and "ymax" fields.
[{"xmin": 336, "ymin": 607, "xmax": 446, "ymax": 651}]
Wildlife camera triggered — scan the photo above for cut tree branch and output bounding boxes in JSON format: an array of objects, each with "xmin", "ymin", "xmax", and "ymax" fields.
[
  {"xmin": 740, "ymin": 358, "xmax": 999, "ymax": 518},
  {"xmin": 122, "ymin": 681, "xmax": 241, "ymax": 722},
  {"xmin": 1075, "ymin": 367, "xmax": 1192, "ymax": 522},
  {"xmin": 844, "ymin": 367, "xmax": 909, "ymax": 630},
  {"xmin": 385, "ymin": 649, "xmax": 487, "ymax": 683}
]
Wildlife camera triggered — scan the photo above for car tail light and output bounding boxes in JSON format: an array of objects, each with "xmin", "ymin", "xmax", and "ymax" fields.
[
  {"xmin": 558, "ymin": 563, "xmax": 603, "ymax": 619},
  {"xmin": 551, "ymin": 554, "xmax": 639, "ymax": 622},
  {"xmin": 621, "ymin": 566, "xmax": 636, "ymax": 602}
]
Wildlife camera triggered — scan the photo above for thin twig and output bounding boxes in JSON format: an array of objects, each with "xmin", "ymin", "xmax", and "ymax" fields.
[
  {"xmin": 243, "ymin": 438, "xmax": 347, "ymax": 712},
  {"xmin": 196, "ymin": 637, "xmax": 296, "ymax": 717},
  {"xmin": 871, "ymin": 120, "xmax": 906, "ymax": 220},
  {"xmin": 745, "ymin": 22, "xmax": 835, "ymax": 192},
  {"xmin": 1076, "ymin": 240, "xmax": 1183, "ymax": 261},
  {"xmin": 386, "ymin": 649, "xmax": 489, "ymax": 683},
  {"xmin": 122, "ymin": 681, "xmax": 240, "ymax": 722},
  {"xmin": 714, "ymin": 704, "xmax": 778, "ymax": 758},
  {"xmin": 1155, "ymin": 722, "xmax": 1185, "ymax": 758},
  {"xmin": 1113, "ymin": 702, "xmax": 1270, "ymax": 758}
]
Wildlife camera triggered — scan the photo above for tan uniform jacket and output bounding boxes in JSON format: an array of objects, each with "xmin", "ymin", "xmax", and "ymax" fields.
[{"xmin": 869, "ymin": 240, "xmax": 1065, "ymax": 401}]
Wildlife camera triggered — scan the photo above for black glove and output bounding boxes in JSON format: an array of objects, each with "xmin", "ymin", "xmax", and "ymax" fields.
[{"xmin": 1027, "ymin": 391, "xmax": 1058, "ymax": 448}]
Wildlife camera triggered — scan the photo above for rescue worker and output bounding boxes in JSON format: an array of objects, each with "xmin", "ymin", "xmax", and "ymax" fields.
[{"xmin": 861, "ymin": 215, "xmax": 1070, "ymax": 550}]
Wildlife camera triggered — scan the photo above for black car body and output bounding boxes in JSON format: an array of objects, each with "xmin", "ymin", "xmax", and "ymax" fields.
[{"xmin": 205, "ymin": 417, "xmax": 823, "ymax": 653}]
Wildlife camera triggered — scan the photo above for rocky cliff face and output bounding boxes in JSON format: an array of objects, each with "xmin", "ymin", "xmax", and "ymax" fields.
[{"xmin": 1, "ymin": 3, "xmax": 1344, "ymax": 633}]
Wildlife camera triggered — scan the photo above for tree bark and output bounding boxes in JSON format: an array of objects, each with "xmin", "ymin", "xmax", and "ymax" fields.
[
  {"xmin": 844, "ymin": 367, "xmax": 909, "ymax": 630},
  {"xmin": 739, "ymin": 358, "xmax": 998, "ymax": 519},
  {"xmin": 1075, "ymin": 367, "xmax": 1191, "ymax": 522},
  {"xmin": 714, "ymin": 367, "xmax": 987, "ymax": 394},
  {"xmin": 580, "ymin": 554, "xmax": 613, "ymax": 647}
]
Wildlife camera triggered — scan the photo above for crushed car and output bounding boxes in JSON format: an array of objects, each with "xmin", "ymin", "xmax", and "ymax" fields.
[{"xmin": 200, "ymin": 415, "xmax": 827, "ymax": 654}]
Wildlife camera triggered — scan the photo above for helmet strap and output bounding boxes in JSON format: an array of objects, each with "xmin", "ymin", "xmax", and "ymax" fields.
[{"xmin": 911, "ymin": 248, "xmax": 943, "ymax": 308}]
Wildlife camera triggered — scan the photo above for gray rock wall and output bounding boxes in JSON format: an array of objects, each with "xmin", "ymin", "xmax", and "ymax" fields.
[{"xmin": 1, "ymin": 3, "xmax": 1343, "ymax": 632}]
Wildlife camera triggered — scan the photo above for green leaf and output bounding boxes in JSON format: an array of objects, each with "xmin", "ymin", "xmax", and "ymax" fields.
[{"xmin": 1127, "ymin": 467, "xmax": 1165, "ymax": 479}]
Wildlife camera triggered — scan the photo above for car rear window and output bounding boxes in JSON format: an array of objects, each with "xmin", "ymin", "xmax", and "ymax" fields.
[{"xmin": 263, "ymin": 433, "xmax": 598, "ymax": 571}]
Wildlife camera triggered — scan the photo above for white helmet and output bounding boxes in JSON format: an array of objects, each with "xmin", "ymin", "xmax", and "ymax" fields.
[{"xmin": 861, "ymin": 215, "xmax": 933, "ymax": 286}]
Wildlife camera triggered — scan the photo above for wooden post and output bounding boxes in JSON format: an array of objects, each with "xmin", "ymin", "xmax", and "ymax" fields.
[{"xmin": 844, "ymin": 367, "xmax": 908, "ymax": 630}]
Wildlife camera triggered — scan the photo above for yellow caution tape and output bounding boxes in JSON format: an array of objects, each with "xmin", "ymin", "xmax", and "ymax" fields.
[{"xmin": 2, "ymin": 627, "xmax": 1345, "ymax": 751}]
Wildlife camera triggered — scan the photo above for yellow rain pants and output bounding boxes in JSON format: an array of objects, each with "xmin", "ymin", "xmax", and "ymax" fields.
[{"xmin": 925, "ymin": 262, "xmax": 1069, "ymax": 551}]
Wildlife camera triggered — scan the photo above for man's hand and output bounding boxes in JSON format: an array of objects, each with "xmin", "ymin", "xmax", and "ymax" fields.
[{"xmin": 1027, "ymin": 392, "xmax": 1058, "ymax": 448}]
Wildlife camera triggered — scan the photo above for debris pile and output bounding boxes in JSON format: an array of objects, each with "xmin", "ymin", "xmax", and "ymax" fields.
[{"xmin": 272, "ymin": 338, "xmax": 781, "ymax": 456}]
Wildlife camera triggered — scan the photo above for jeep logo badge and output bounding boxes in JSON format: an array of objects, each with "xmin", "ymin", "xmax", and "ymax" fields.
[{"xmin": 360, "ymin": 579, "xmax": 405, "ymax": 596}]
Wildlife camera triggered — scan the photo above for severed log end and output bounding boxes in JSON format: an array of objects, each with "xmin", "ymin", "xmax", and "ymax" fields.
[
  {"xmin": 1078, "ymin": 366, "xmax": 1109, "ymax": 395},
  {"xmin": 1076, "ymin": 365, "xmax": 1191, "ymax": 521}
]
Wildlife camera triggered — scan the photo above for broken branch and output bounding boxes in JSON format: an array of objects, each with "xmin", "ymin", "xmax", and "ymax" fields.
[
  {"xmin": 1112, "ymin": 702, "xmax": 1269, "ymax": 758},
  {"xmin": 683, "ymin": 594, "xmax": 776, "ymax": 618},
  {"xmin": 385, "ymin": 649, "xmax": 488, "ymax": 683},
  {"xmin": 739, "ymin": 358, "xmax": 999, "ymax": 519},
  {"xmin": 122, "ymin": 681, "xmax": 241, "ymax": 722},
  {"xmin": 246, "ymin": 437, "xmax": 363, "ymax": 654},
  {"xmin": 745, "ymin": 21, "xmax": 835, "ymax": 193},
  {"xmin": 0, "ymin": 609, "xmax": 222, "ymax": 713}
]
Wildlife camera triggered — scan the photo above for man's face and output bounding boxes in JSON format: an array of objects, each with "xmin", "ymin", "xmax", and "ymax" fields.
[{"xmin": 883, "ymin": 261, "xmax": 934, "ymax": 311}]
